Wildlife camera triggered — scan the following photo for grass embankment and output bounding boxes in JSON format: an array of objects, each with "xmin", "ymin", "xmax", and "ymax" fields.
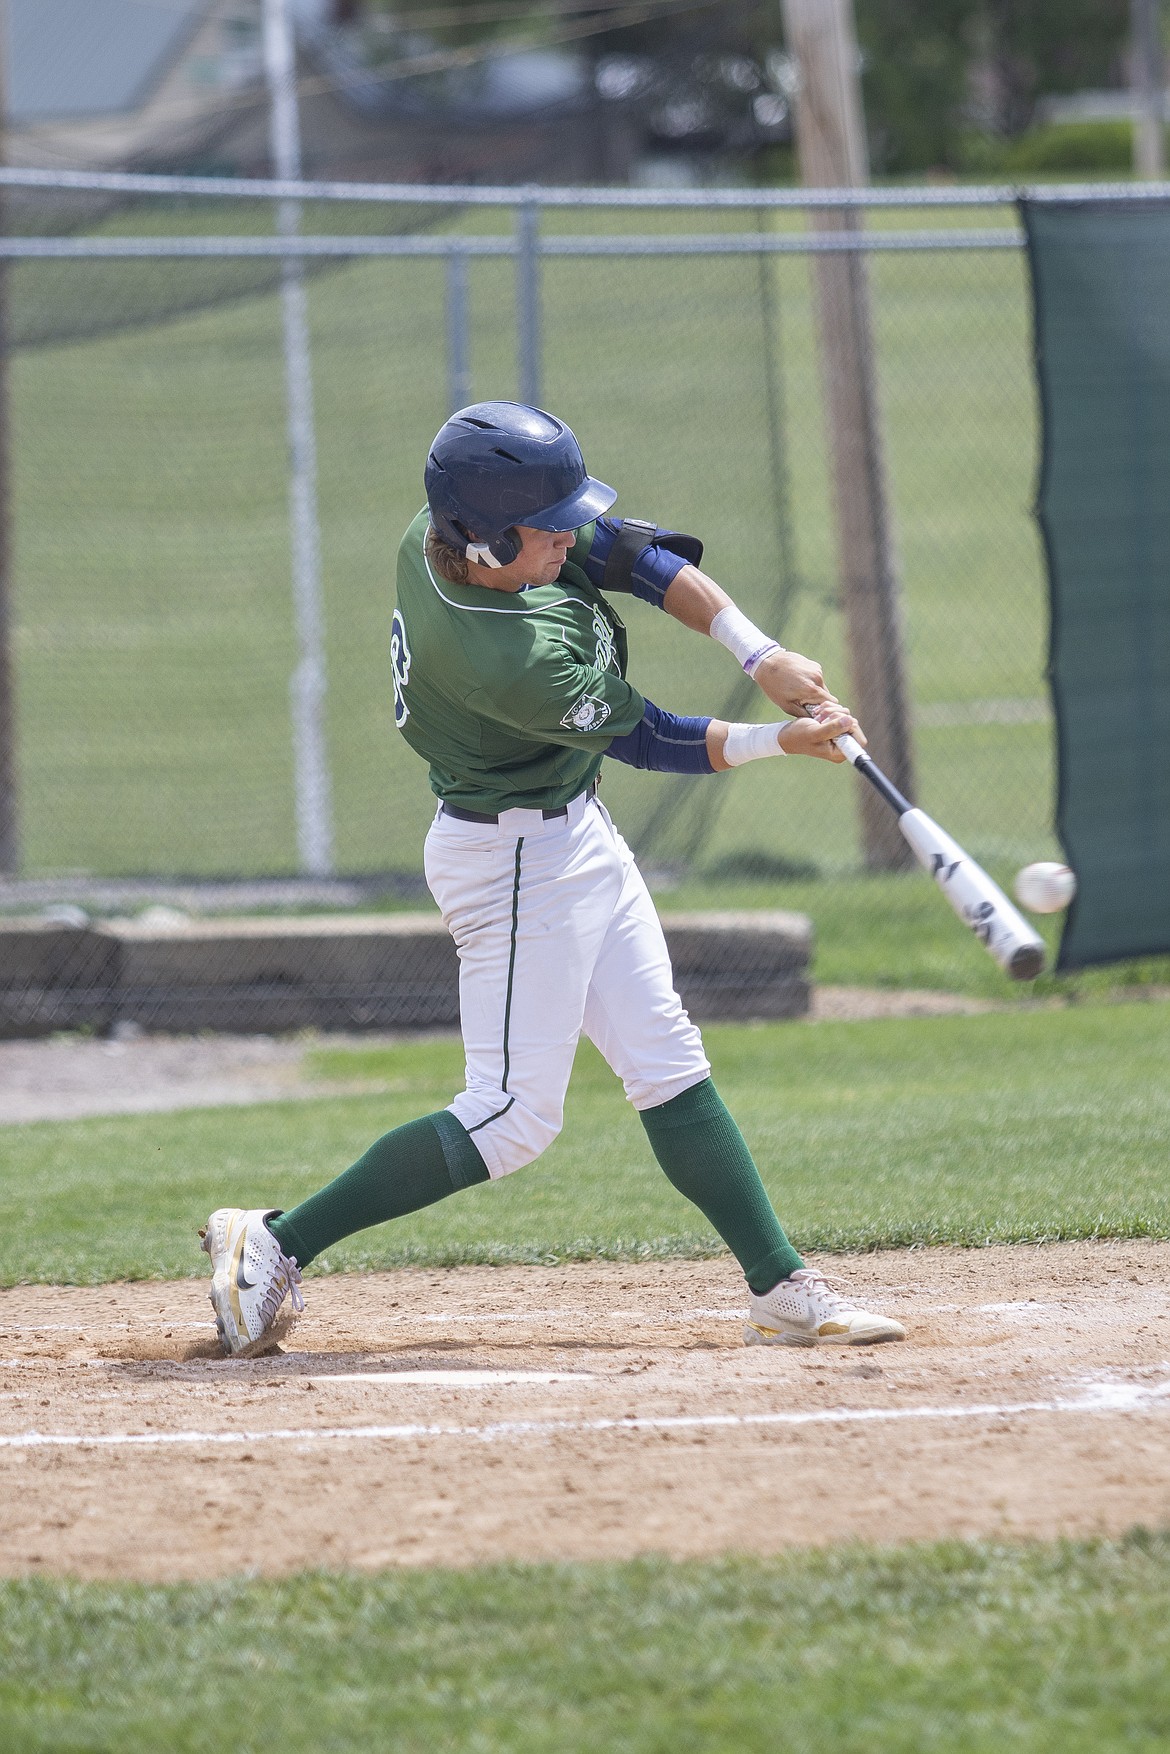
[
  {"xmin": 3, "ymin": 1537, "xmax": 1169, "ymax": 1752},
  {"xmin": 3, "ymin": 1001, "xmax": 1168, "ymax": 1285}
]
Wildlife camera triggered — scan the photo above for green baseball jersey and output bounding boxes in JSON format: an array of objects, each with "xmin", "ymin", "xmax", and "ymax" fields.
[{"xmin": 391, "ymin": 510, "xmax": 646, "ymax": 814}]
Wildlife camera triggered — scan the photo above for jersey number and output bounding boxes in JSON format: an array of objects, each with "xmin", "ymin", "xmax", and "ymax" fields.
[{"xmin": 390, "ymin": 609, "xmax": 412, "ymax": 727}]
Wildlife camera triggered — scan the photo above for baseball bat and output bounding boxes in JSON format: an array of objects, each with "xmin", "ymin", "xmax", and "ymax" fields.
[{"xmin": 823, "ymin": 721, "xmax": 1046, "ymax": 982}]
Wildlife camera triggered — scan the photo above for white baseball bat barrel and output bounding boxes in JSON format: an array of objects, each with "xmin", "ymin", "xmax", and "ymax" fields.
[{"xmin": 831, "ymin": 731, "xmax": 1046, "ymax": 981}]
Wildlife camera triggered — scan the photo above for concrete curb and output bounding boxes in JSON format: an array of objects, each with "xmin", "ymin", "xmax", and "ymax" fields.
[{"xmin": 0, "ymin": 910, "xmax": 810, "ymax": 1038}]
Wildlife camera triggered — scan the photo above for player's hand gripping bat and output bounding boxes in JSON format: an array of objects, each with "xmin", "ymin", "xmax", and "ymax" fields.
[{"xmin": 812, "ymin": 712, "xmax": 1046, "ymax": 981}]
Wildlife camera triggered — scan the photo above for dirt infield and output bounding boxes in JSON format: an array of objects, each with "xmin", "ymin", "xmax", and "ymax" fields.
[{"xmin": 1, "ymin": 1241, "xmax": 1168, "ymax": 1580}]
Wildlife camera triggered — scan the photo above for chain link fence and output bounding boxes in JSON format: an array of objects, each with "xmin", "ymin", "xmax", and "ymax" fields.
[{"xmin": 0, "ymin": 169, "xmax": 1071, "ymax": 1029}]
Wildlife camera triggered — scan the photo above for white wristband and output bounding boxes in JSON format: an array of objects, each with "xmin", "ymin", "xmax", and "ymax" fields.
[
  {"xmin": 722, "ymin": 721, "xmax": 789, "ymax": 766},
  {"xmin": 709, "ymin": 605, "xmax": 784, "ymax": 676}
]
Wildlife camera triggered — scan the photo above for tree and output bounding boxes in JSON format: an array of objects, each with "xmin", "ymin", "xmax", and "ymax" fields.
[
  {"xmin": 854, "ymin": 0, "xmax": 1132, "ymax": 174},
  {"xmin": 972, "ymin": 0, "xmax": 1131, "ymax": 138},
  {"xmin": 854, "ymin": 0, "xmax": 972, "ymax": 173}
]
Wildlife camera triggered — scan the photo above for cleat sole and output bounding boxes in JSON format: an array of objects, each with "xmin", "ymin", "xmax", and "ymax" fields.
[
  {"xmin": 229, "ymin": 1310, "xmax": 296, "ymax": 1359},
  {"xmin": 743, "ymin": 1322, "xmax": 813, "ymax": 1347},
  {"xmin": 744, "ymin": 1321, "xmax": 905, "ymax": 1348}
]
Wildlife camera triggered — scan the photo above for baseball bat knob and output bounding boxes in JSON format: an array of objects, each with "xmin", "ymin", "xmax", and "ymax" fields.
[{"xmin": 1008, "ymin": 943, "xmax": 1046, "ymax": 982}]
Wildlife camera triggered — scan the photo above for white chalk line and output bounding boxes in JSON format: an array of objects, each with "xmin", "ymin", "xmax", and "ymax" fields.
[
  {"xmin": 2, "ymin": 1378, "xmax": 1169, "ymax": 1452},
  {"xmin": 974, "ymin": 1302, "xmax": 1088, "ymax": 1317}
]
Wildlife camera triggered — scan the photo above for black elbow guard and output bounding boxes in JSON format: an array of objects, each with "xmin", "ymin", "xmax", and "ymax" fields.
[{"xmin": 601, "ymin": 518, "xmax": 704, "ymax": 594}]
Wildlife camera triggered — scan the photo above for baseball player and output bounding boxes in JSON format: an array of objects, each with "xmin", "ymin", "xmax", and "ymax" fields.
[{"xmin": 201, "ymin": 402, "xmax": 905, "ymax": 1354}]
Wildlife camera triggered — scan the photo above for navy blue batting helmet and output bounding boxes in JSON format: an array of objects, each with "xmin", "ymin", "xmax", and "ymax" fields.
[{"xmin": 424, "ymin": 401, "xmax": 616, "ymax": 568}]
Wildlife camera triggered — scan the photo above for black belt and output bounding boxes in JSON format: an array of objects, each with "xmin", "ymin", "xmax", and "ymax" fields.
[
  {"xmin": 443, "ymin": 802, "xmax": 566, "ymax": 824},
  {"xmin": 442, "ymin": 780, "xmax": 596, "ymax": 826}
]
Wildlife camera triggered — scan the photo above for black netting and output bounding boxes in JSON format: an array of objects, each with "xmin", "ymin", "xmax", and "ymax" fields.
[{"xmin": 0, "ymin": 182, "xmax": 453, "ymax": 349}]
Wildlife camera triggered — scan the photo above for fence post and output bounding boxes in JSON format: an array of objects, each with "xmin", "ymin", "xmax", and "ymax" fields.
[
  {"xmin": 0, "ymin": 6, "xmax": 16, "ymax": 875},
  {"xmin": 446, "ymin": 246, "xmax": 472, "ymax": 414},
  {"xmin": 262, "ymin": 0, "xmax": 334, "ymax": 878},
  {"xmin": 516, "ymin": 193, "xmax": 542, "ymax": 406},
  {"xmin": 780, "ymin": 0, "xmax": 916, "ymax": 871},
  {"xmin": 1132, "ymin": 0, "xmax": 1166, "ymax": 178}
]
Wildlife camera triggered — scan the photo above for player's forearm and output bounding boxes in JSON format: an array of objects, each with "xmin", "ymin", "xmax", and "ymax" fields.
[
  {"xmin": 662, "ymin": 568, "xmax": 782, "ymax": 664},
  {"xmin": 706, "ymin": 720, "xmax": 737, "ymax": 770},
  {"xmin": 606, "ymin": 701, "xmax": 714, "ymax": 773},
  {"xmin": 709, "ymin": 710, "xmax": 862, "ymax": 769},
  {"xmin": 663, "ymin": 567, "xmax": 835, "ymax": 715},
  {"xmin": 661, "ymin": 563, "xmax": 734, "ymax": 633}
]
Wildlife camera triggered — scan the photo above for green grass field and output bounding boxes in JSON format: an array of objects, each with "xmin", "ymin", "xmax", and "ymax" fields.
[
  {"xmin": 4, "ymin": 1001, "xmax": 1168, "ymax": 1286},
  {"xmin": 4, "ymin": 1537, "xmax": 1170, "ymax": 1752}
]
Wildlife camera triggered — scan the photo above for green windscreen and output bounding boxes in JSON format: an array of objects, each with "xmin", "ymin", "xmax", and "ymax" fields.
[{"xmin": 1022, "ymin": 197, "xmax": 1170, "ymax": 970}]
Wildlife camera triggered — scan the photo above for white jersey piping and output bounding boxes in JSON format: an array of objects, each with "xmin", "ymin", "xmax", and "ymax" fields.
[{"xmin": 423, "ymin": 547, "xmax": 575, "ymax": 617}]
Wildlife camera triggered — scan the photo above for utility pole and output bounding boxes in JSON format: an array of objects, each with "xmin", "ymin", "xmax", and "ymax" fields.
[
  {"xmin": 779, "ymin": 0, "xmax": 915, "ymax": 871},
  {"xmin": 0, "ymin": 0, "xmax": 17, "ymax": 875},
  {"xmin": 1132, "ymin": 0, "xmax": 1166, "ymax": 178},
  {"xmin": 263, "ymin": 0, "xmax": 334, "ymax": 876}
]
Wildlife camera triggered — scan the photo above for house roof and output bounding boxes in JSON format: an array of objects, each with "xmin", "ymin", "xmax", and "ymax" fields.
[{"xmin": 7, "ymin": 0, "xmax": 209, "ymax": 122}]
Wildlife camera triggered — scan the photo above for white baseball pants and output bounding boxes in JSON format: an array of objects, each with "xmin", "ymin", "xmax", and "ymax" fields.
[{"xmin": 423, "ymin": 788, "xmax": 711, "ymax": 1179}]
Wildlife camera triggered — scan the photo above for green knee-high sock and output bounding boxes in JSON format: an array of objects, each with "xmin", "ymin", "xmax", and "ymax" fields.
[
  {"xmin": 639, "ymin": 1078, "xmax": 803, "ymax": 1294},
  {"xmin": 269, "ymin": 1111, "xmax": 489, "ymax": 1269}
]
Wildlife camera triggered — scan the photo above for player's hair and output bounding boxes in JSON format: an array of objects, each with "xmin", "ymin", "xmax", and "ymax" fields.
[{"xmin": 425, "ymin": 523, "xmax": 470, "ymax": 585}]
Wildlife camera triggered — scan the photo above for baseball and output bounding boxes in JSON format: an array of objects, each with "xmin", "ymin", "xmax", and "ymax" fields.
[{"xmin": 1014, "ymin": 861, "xmax": 1076, "ymax": 914}]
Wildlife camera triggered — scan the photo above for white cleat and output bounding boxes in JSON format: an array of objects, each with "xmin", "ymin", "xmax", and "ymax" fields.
[
  {"xmin": 744, "ymin": 1267, "xmax": 905, "ymax": 1347},
  {"xmin": 199, "ymin": 1207, "xmax": 305, "ymax": 1358}
]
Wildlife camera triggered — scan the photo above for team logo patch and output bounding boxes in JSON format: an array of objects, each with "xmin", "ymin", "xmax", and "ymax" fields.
[{"xmin": 561, "ymin": 691, "xmax": 611, "ymax": 732}]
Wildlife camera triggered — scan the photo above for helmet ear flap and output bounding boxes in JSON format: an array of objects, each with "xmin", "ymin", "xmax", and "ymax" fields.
[
  {"xmin": 493, "ymin": 527, "xmax": 522, "ymax": 566},
  {"xmin": 466, "ymin": 527, "xmax": 521, "ymax": 569}
]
